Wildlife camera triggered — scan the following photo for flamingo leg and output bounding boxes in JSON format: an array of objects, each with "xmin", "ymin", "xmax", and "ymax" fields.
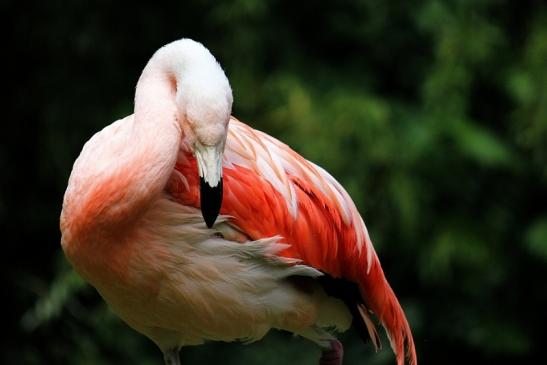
[
  {"xmin": 319, "ymin": 340, "xmax": 344, "ymax": 365},
  {"xmin": 163, "ymin": 349, "xmax": 181, "ymax": 365}
]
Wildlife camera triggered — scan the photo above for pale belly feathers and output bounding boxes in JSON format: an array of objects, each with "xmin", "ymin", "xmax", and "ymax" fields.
[{"xmin": 84, "ymin": 197, "xmax": 351, "ymax": 351}]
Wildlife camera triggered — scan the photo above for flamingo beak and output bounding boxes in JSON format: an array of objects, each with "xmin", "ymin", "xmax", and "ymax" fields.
[{"xmin": 195, "ymin": 142, "xmax": 223, "ymax": 228}]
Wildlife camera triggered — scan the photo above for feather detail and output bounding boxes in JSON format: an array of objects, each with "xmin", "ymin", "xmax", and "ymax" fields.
[
  {"xmin": 169, "ymin": 116, "xmax": 417, "ymax": 364},
  {"xmin": 357, "ymin": 304, "xmax": 381, "ymax": 352}
]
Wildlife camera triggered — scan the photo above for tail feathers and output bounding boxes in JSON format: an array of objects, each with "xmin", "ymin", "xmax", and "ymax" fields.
[
  {"xmin": 356, "ymin": 304, "xmax": 381, "ymax": 352},
  {"xmin": 359, "ymin": 260, "xmax": 417, "ymax": 365},
  {"xmin": 379, "ymin": 285, "xmax": 416, "ymax": 365}
]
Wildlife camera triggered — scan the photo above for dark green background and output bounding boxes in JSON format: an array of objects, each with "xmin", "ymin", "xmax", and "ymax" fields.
[{"xmin": 5, "ymin": 0, "xmax": 547, "ymax": 364}]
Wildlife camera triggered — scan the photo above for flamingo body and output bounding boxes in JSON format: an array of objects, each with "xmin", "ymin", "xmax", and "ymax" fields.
[{"xmin": 60, "ymin": 39, "xmax": 416, "ymax": 365}]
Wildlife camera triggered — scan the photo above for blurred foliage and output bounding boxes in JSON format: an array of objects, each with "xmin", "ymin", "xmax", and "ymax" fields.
[{"xmin": 4, "ymin": 0, "xmax": 547, "ymax": 364}]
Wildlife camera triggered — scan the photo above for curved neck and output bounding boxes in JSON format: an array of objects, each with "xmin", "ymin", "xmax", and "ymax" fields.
[
  {"xmin": 134, "ymin": 46, "xmax": 184, "ymax": 136},
  {"xmin": 62, "ymin": 39, "xmax": 230, "ymax": 256}
]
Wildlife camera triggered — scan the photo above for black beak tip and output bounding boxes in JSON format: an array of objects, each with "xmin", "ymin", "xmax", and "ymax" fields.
[{"xmin": 200, "ymin": 177, "xmax": 223, "ymax": 228}]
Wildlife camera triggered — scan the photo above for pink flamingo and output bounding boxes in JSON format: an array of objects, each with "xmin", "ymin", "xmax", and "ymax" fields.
[{"xmin": 60, "ymin": 39, "xmax": 416, "ymax": 365}]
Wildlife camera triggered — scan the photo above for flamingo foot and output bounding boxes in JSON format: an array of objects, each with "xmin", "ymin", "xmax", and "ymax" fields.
[{"xmin": 319, "ymin": 339, "xmax": 344, "ymax": 365}]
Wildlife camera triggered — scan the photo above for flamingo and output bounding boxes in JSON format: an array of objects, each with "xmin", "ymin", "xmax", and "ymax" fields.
[{"xmin": 60, "ymin": 39, "xmax": 417, "ymax": 365}]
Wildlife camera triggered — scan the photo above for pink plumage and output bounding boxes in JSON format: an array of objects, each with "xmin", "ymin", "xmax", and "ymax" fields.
[{"xmin": 61, "ymin": 39, "xmax": 417, "ymax": 365}]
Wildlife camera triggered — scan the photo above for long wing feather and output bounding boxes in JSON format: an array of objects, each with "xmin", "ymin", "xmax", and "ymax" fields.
[{"xmin": 169, "ymin": 117, "xmax": 416, "ymax": 365}]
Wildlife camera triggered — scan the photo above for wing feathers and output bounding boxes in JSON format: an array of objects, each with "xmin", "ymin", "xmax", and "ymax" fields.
[
  {"xmin": 171, "ymin": 117, "xmax": 416, "ymax": 364},
  {"xmin": 357, "ymin": 303, "xmax": 381, "ymax": 351}
]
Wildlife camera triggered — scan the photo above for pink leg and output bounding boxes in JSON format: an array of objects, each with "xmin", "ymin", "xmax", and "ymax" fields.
[{"xmin": 319, "ymin": 340, "xmax": 344, "ymax": 365}]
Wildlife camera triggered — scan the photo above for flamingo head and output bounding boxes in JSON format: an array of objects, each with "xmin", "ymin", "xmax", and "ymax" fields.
[{"xmin": 177, "ymin": 69, "xmax": 233, "ymax": 228}]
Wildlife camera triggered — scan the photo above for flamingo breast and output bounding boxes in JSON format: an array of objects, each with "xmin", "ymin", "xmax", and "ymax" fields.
[{"xmin": 91, "ymin": 197, "xmax": 350, "ymax": 351}]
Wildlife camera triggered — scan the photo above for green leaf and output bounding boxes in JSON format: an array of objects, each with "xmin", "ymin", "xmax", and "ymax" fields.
[{"xmin": 450, "ymin": 119, "xmax": 515, "ymax": 167}]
